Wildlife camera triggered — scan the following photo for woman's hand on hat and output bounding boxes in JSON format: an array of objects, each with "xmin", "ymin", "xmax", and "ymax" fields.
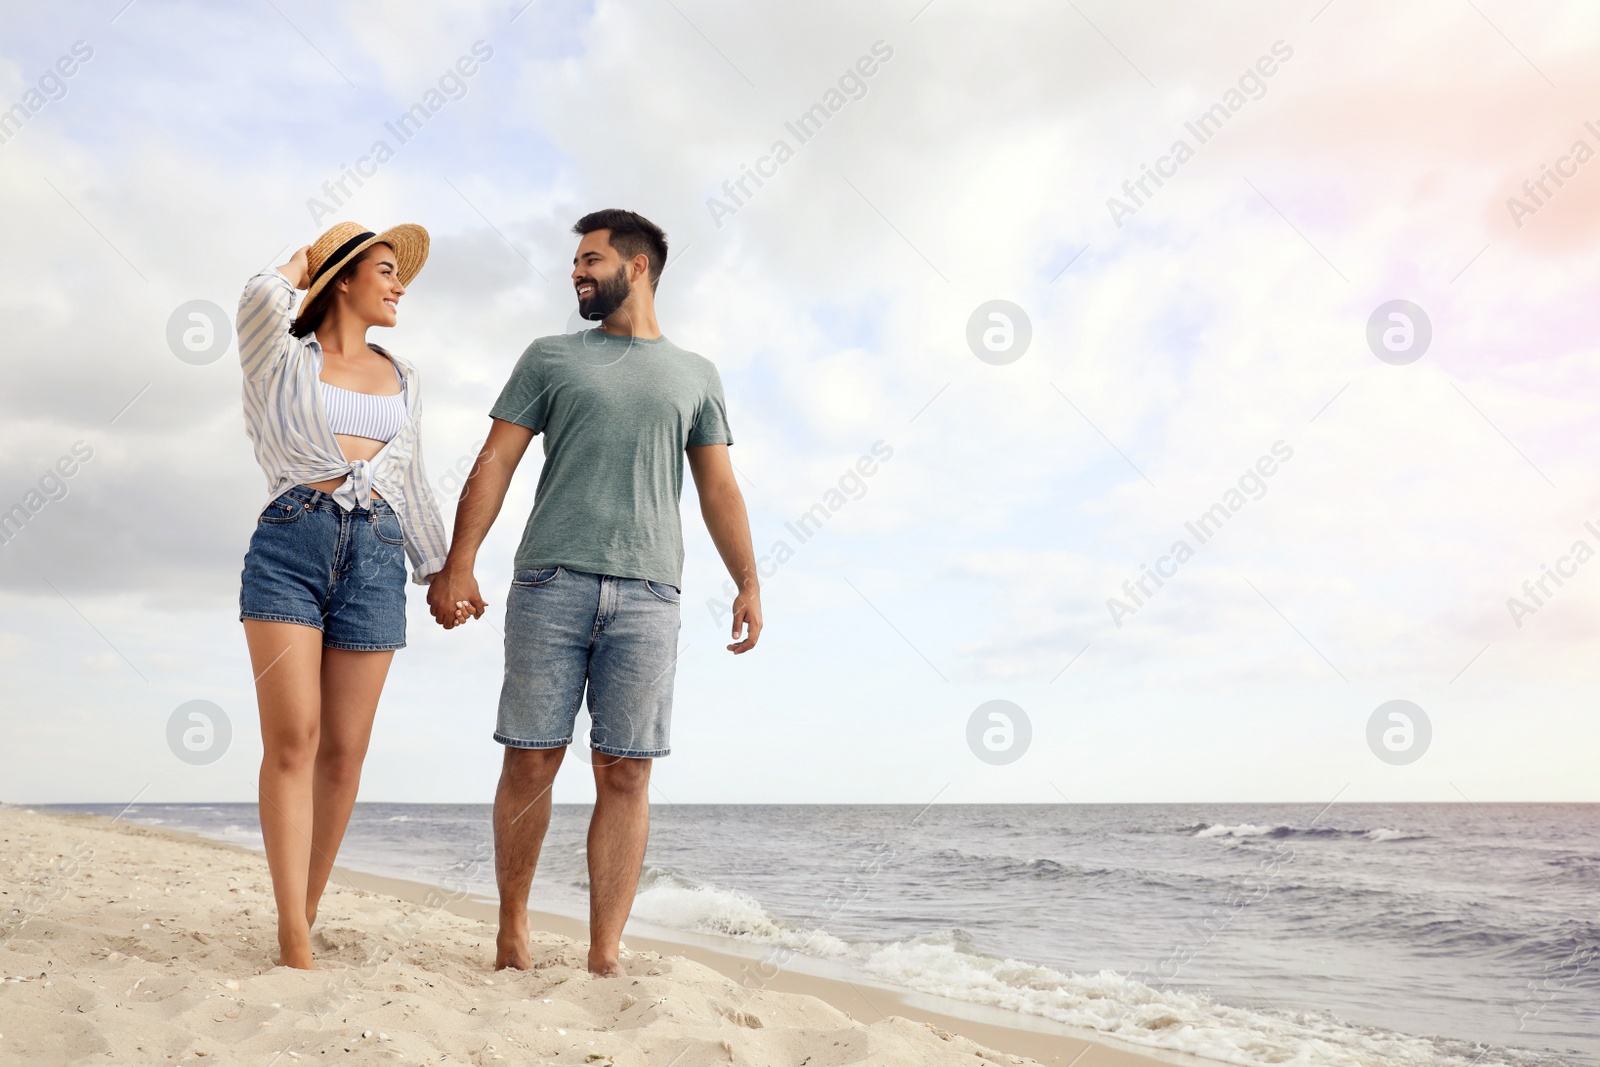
[{"xmin": 277, "ymin": 245, "xmax": 312, "ymax": 290}]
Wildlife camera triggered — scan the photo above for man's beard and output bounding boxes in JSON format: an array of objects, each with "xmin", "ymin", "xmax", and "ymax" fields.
[{"xmin": 577, "ymin": 265, "xmax": 630, "ymax": 322}]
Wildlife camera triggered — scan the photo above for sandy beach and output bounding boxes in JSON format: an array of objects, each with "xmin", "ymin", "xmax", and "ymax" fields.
[{"xmin": 0, "ymin": 806, "xmax": 1179, "ymax": 1067}]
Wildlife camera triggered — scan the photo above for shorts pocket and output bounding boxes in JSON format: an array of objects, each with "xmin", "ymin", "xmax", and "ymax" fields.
[
  {"xmin": 512, "ymin": 566, "xmax": 562, "ymax": 587},
  {"xmin": 259, "ymin": 497, "xmax": 305, "ymax": 524},
  {"xmin": 643, "ymin": 579, "xmax": 680, "ymax": 604},
  {"xmin": 373, "ymin": 510, "xmax": 405, "ymax": 546}
]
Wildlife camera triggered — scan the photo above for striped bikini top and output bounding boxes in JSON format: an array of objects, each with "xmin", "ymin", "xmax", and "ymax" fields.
[{"xmin": 320, "ymin": 359, "xmax": 408, "ymax": 443}]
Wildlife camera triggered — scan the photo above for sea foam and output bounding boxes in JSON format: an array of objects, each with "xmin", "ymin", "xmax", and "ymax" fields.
[{"xmin": 627, "ymin": 871, "xmax": 1549, "ymax": 1067}]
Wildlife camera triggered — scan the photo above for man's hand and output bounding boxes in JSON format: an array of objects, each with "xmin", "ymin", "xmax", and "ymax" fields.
[
  {"xmin": 729, "ymin": 585, "xmax": 762, "ymax": 653},
  {"xmin": 687, "ymin": 443, "xmax": 763, "ymax": 656},
  {"xmin": 427, "ymin": 561, "xmax": 488, "ymax": 629}
]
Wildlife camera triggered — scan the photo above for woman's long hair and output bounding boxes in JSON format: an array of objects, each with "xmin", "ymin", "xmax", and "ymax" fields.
[{"xmin": 291, "ymin": 248, "xmax": 373, "ymax": 339}]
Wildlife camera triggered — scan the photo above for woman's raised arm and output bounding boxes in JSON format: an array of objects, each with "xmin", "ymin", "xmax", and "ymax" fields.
[{"xmin": 237, "ymin": 245, "xmax": 310, "ymax": 381}]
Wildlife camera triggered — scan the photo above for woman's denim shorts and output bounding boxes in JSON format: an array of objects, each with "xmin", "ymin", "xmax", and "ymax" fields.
[{"xmin": 239, "ymin": 484, "xmax": 408, "ymax": 651}]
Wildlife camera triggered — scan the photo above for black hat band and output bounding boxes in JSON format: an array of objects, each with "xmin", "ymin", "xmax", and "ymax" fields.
[{"xmin": 310, "ymin": 231, "xmax": 377, "ymax": 286}]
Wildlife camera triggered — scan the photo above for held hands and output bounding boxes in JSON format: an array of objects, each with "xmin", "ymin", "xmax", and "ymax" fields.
[{"xmin": 426, "ymin": 562, "xmax": 489, "ymax": 630}]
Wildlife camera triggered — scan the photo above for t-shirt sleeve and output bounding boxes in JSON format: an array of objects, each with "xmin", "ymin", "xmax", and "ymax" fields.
[
  {"xmin": 489, "ymin": 342, "xmax": 550, "ymax": 433},
  {"xmin": 688, "ymin": 364, "xmax": 734, "ymax": 447}
]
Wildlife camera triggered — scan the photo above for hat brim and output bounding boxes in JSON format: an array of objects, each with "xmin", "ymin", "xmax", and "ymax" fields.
[{"xmin": 293, "ymin": 223, "xmax": 430, "ymax": 328}]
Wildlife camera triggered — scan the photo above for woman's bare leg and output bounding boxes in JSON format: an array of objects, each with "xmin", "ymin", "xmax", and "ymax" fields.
[
  {"xmin": 304, "ymin": 646, "xmax": 394, "ymax": 929},
  {"xmin": 245, "ymin": 619, "xmax": 326, "ymax": 969}
]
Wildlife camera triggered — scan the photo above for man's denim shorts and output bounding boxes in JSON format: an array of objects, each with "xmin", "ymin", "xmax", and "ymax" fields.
[
  {"xmin": 495, "ymin": 566, "xmax": 682, "ymax": 759},
  {"xmin": 239, "ymin": 484, "xmax": 408, "ymax": 651}
]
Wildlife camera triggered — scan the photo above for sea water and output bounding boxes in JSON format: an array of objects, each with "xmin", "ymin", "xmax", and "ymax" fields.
[{"xmin": 44, "ymin": 802, "xmax": 1598, "ymax": 1067}]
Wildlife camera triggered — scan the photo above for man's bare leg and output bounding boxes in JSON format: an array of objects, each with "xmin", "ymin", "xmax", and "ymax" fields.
[
  {"xmin": 304, "ymin": 647, "xmax": 393, "ymax": 930},
  {"xmin": 494, "ymin": 745, "xmax": 566, "ymax": 969},
  {"xmin": 587, "ymin": 754, "xmax": 652, "ymax": 977}
]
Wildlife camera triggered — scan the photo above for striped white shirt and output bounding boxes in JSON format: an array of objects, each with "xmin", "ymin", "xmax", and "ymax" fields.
[{"xmin": 237, "ymin": 268, "xmax": 449, "ymax": 585}]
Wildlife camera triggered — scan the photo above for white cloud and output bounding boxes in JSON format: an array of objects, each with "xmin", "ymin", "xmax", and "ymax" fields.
[{"xmin": 1, "ymin": 0, "xmax": 1597, "ymax": 802}]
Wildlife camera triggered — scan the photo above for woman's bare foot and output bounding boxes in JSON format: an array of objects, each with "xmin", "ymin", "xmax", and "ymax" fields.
[
  {"xmin": 277, "ymin": 923, "xmax": 314, "ymax": 969},
  {"xmin": 495, "ymin": 916, "xmax": 531, "ymax": 970},
  {"xmin": 305, "ymin": 901, "xmax": 318, "ymax": 930},
  {"xmin": 277, "ymin": 943, "xmax": 314, "ymax": 969}
]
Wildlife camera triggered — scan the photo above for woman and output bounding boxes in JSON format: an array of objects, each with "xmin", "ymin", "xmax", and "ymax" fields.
[{"xmin": 236, "ymin": 221, "xmax": 457, "ymax": 968}]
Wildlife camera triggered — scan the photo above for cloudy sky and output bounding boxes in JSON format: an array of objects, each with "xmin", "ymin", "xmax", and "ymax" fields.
[{"xmin": 1, "ymin": 0, "xmax": 1595, "ymax": 806}]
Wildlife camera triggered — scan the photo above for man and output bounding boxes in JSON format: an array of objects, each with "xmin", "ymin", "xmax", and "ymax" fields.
[{"xmin": 426, "ymin": 209, "xmax": 762, "ymax": 977}]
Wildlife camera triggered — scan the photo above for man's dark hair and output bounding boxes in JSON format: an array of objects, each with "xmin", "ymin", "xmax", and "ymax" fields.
[{"xmin": 572, "ymin": 209, "xmax": 668, "ymax": 291}]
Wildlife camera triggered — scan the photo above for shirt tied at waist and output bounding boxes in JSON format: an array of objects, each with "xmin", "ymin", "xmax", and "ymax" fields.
[{"xmin": 330, "ymin": 458, "xmax": 377, "ymax": 512}]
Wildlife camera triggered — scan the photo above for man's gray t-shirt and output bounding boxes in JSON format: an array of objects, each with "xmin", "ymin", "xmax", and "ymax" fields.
[{"xmin": 489, "ymin": 330, "xmax": 733, "ymax": 588}]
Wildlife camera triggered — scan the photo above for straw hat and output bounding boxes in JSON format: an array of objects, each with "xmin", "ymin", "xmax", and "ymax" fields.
[{"xmin": 294, "ymin": 221, "xmax": 429, "ymax": 327}]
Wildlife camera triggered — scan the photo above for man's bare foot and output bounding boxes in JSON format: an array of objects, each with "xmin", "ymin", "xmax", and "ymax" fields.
[
  {"xmin": 495, "ymin": 917, "xmax": 531, "ymax": 970},
  {"xmin": 587, "ymin": 952, "xmax": 625, "ymax": 978}
]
